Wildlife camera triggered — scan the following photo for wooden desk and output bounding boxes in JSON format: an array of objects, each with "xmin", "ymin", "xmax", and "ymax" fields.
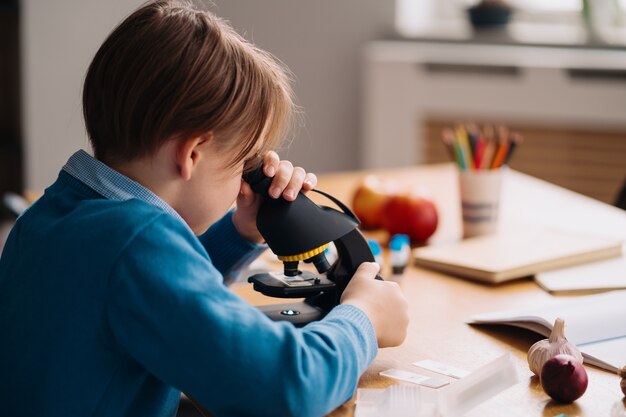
[{"xmin": 232, "ymin": 164, "xmax": 626, "ymax": 417}]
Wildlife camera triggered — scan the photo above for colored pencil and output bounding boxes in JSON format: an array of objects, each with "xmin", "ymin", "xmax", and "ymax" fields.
[
  {"xmin": 441, "ymin": 128, "xmax": 456, "ymax": 163},
  {"xmin": 473, "ymin": 135, "xmax": 485, "ymax": 169},
  {"xmin": 504, "ymin": 132, "xmax": 522, "ymax": 165},
  {"xmin": 479, "ymin": 139, "xmax": 494, "ymax": 170},
  {"xmin": 441, "ymin": 124, "xmax": 521, "ymax": 171},
  {"xmin": 455, "ymin": 126, "xmax": 474, "ymax": 170},
  {"xmin": 454, "ymin": 136, "xmax": 467, "ymax": 171},
  {"xmin": 491, "ymin": 137, "xmax": 509, "ymax": 169}
]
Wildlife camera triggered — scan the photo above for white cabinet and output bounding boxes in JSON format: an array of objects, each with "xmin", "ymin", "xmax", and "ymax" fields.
[
  {"xmin": 361, "ymin": 41, "xmax": 626, "ymax": 202},
  {"xmin": 362, "ymin": 41, "xmax": 626, "ymax": 167}
]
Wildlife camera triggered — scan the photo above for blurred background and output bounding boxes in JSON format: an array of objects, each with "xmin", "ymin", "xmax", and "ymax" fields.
[{"xmin": 1, "ymin": 0, "xmax": 626, "ymax": 223}]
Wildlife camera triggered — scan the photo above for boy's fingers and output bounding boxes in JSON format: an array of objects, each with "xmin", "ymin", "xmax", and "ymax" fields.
[
  {"xmin": 262, "ymin": 151, "xmax": 280, "ymax": 178},
  {"xmin": 353, "ymin": 262, "xmax": 380, "ymax": 279},
  {"xmin": 239, "ymin": 180, "xmax": 252, "ymax": 196},
  {"xmin": 238, "ymin": 181, "xmax": 255, "ymax": 206},
  {"xmin": 283, "ymin": 167, "xmax": 306, "ymax": 201},
  {"xmin": 259, "ymin": 152, "xmax": 316, "ymax": 199},
  {"xmin": 303, "ymin": 173, "xmax": 317, "ymax": 191},
  {"xmin": 269, "ymin": 160, "xmax": 293, "ymax": 198}
]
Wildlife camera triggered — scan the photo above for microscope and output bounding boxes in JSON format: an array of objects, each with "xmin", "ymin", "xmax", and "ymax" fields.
[{"xmin": 243, "ymin": 166, "xmax": 382, "ymax": 326}]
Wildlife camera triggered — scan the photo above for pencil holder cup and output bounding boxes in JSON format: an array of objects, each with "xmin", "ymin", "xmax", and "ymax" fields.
[{"xmin": 458, "ymin": 168, "xmax": 505, "ymax": 238}]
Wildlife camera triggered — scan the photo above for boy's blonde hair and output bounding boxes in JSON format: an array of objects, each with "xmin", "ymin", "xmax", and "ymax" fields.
[{"xmin": 83, "ymin": 0, "xmax": 294, "ymax": 169}]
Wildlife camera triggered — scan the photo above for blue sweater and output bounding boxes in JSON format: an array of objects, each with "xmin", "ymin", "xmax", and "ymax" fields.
[{"xmin": 0, "ymin": 152, "xmax": 377, "ymax": 417}]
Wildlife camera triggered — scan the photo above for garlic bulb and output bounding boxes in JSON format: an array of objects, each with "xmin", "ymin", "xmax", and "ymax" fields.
[
  {"xmin": 527, "ymin": 318, "xmax": 583, "ymax": 376},
  {"xmin": 611, "ymin": 399, "xmax": 626, "ymax": 417},
  {"xmin": 618, "ymin": 366, "xmax": 626, "ymax": 396}
]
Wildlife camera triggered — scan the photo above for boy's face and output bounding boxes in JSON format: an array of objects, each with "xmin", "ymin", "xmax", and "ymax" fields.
[
  {"xmin": 181, "ymin": 145, "xmax": 244, "ymax": 235},
  {"xmin": 176, "ymin": 136, "xmax": 262, "ymax": 236}
]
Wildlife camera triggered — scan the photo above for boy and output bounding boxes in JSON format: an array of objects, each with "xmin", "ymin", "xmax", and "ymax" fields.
[{"xmin": 0, "ymin": 1, "xmax": 409, "ymax": 416}]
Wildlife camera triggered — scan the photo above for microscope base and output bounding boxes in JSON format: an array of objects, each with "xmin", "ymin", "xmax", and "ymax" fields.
[{"xmin": 257, "ymin": 301, "xmax": 326, "ymax": 327}]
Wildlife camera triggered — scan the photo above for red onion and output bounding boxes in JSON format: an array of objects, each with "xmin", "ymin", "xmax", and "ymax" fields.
[{"xmin": 541, "ymin": 354, "xmax": 588, "ymax": 403}]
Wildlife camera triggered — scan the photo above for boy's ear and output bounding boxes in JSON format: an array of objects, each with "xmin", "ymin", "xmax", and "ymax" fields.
[{"xmin": 176, "ymin": 132, "xmax": 214, "ymax": 181}]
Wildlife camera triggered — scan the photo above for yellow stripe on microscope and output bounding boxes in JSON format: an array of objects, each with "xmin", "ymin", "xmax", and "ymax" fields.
[{"xmin": 277, "ymin": 243, "xmax": 330, "ymax": 262}]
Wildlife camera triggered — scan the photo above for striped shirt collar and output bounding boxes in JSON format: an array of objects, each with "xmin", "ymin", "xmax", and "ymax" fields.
[{"xmin": 62, "ymin": 149, "xmax": 187, "ymax": 225}]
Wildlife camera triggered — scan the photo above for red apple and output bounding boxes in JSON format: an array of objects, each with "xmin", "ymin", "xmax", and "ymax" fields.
[
  {"xmin": 382, "ymin": 193, "xmax": 438, "ymax": 242},
  {"xmin": 352, "ymin": 176, "xmax": 400, "ymax": 229}
]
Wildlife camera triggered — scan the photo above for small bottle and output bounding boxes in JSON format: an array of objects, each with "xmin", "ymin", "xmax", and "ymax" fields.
[
  {"xmin": 389, "ymin": 234, "xmax": 411, "ymax": 280},
  {"xmin": 323, "ymin": 242, "xmax": 338, "ymax": 266},
  {"xmin": 367, "ymin": 239, "xmax": 384, "ymax": 269}
]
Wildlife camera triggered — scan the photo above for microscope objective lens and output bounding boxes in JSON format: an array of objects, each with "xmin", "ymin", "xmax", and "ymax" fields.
[
  {"xmin": 283, "ymin": 261, "xmax": 300, "ymax": 277},
  {"xmin": 310, "ymin": 253, "xmax": 331, "ymax": 274}
]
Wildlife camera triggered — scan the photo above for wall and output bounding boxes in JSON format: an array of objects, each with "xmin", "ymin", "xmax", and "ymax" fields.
[
  {"xmin": 212, "ymin": 1, "xmax": 394, "ymax": 173},
  {"xmin": 22, "ymin": 0, "xmax": 395, "ymax": 190},
  {"xmin": 22, "ymin": 0, "xmax": 143, "ymax": 190}
]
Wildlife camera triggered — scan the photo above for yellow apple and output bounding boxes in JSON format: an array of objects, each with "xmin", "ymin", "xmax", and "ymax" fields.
[{"xmin": 351, "ymin": 175, "xmax": 400, "ymax": 229}]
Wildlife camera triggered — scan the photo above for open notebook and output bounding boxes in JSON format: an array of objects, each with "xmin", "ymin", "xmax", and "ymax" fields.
[
  {"xmin": 413, "ymin": 229, "xmax": 622, "ymax": 284},
  {"xmin": 467, "ymin": 290, "xmax": 626, "ymax": 372}
]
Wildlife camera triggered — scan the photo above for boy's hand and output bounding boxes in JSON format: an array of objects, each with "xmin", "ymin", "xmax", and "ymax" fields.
[
  {"xmin": 233, "ymin": 151, "xmax": 317, "ymax": 243},
  {"xmin": 340, "ymin": 262, "xmax": 409, "ymax": 348}
]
